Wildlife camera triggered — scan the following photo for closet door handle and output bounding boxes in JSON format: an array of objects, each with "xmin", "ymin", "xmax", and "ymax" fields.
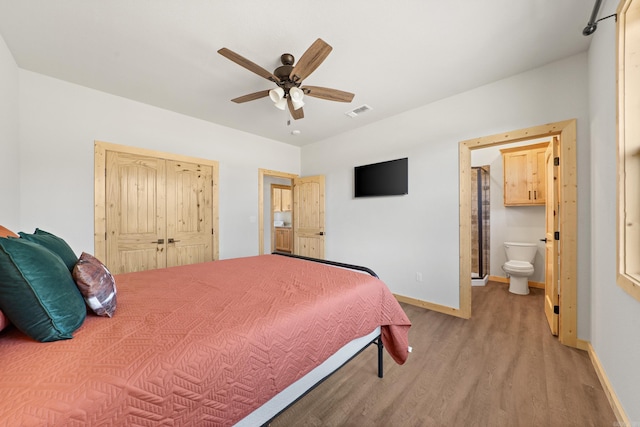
[
  {"xmin": 151, "ymin": 239, "xmax": 165, "ymax": 244},
  {"xmin": 540, "ymin": 238, "xmax": 548, "ymax": 242},
  {"xmin": 168, "ymin": 238, "xmax": 181, "ymax": 243}
]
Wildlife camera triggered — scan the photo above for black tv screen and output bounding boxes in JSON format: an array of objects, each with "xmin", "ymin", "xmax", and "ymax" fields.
[{"xmin": 354, "ymin": 157, "xmax": 408, "ymax": 198}]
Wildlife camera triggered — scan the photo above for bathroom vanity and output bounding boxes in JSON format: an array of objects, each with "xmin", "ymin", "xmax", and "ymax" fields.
[{"xmin": 274, "ymin": 227, "xmax": 292, "ymax": 253}]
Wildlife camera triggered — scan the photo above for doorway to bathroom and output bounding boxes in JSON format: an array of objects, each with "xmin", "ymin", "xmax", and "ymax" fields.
[
  {"xmin": 470, "ymin": 144, "xmax": 548, "ymax": 292},
  {"xmin": 458, "ymin": 120, "xmax": 578, "ymax": 348},
  {"xmin": 470, "ymin": 138, "xmax": 556, "ymax": 331}
]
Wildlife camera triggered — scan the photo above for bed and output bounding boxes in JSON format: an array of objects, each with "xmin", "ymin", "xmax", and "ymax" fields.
[{"xmin": 0, "ymin": 252, "xmax": 411, "ymax": 426}]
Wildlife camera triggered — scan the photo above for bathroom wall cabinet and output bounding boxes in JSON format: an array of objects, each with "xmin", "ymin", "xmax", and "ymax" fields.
[
  {"xmin": 273, "ymin": 187, "xmax": 292, "ymax": 212},
  {"xmin": 501, "ymin": 142, "xmax": 549, "ymax": 206}
]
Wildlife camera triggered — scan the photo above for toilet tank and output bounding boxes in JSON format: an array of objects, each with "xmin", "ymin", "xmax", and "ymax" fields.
[{"xmin": 503, "ymin": 242, "xmax": 537, "ymax": 263}]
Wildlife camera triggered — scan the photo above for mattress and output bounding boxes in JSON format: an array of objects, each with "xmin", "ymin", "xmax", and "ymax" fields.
[{"xmin": 0, "ymin": 254, "xmax": 410, "ymax": 426}]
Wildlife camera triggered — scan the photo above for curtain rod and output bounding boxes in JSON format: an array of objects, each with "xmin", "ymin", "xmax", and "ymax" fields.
[{"xmin": 583, "ymin": 0, "xmax": 617, "ymax": 36}]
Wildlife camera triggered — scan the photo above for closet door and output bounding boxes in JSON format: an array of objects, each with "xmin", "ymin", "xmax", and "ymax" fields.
[
  {"xmin": 165, "ymin": 160, "xmax": 213, "ymax": 267},
  {"xmin": 106, "ymin": 152, "xmax": 167, "ymax": 274}
]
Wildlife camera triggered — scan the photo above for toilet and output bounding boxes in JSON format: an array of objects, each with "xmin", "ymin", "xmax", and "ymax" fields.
[{"xmin": 502, "ymin": 242, "xmax": 537, "ymax": 295}]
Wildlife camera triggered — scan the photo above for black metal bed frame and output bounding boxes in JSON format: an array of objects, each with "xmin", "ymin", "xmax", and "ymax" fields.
[{"xmin": 260, "ymin": 252, "xmax": 385, "ymax": 426}]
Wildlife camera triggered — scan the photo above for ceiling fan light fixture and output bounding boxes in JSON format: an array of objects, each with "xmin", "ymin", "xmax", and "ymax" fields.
[
  {"xmin": 269, "ymin": 87, "xmax": 284, "ymax": 103},
  {"xmin": 289, "ymin": 86, "xmax": 303, "ymax": 101},
  {"xmin": 291, "ymin": 98, "xmax": 304, "ymax": 110},
  {"xmin": 290, "ymin": 87, "xmax": 304, "ymax": 110},
  {"xmin": 274, "ymin": 97, "xmax": 287, "ymax": 110}
]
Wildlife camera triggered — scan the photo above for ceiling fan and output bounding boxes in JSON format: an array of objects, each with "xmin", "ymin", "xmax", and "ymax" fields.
[{"xmin": 217, "ymin": 38, "xmax": 355, "ymax": 120}]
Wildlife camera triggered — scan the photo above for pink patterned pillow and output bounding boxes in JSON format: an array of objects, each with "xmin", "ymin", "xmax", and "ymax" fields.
[
  {"xmin": 0, "ymin": 309, "xmax": 9, "ymax": 332},
  {"xmin": 72, "ymin": 252, "xmax": 117, "ymax": 317}
]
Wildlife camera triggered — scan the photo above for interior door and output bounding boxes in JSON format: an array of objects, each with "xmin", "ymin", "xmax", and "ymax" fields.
[
  {"xmin": 106, "ymin": 151, "xmax": 167, "ymax": 274},
  {"xmin": 544, "ymin": 137, "xmax": 559, "ymax": 335},
  {"xmin": 293, "ymin": 175, "xmax": 325, "ymax": 258},
  {"xmin": 165, "ymin": 160, "xmax": 213, "ymax": 268}
]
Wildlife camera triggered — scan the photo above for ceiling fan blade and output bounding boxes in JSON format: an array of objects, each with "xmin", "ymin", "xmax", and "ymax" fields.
[
  {"xmin": 218, "ymin": 48, "xmax": 280, "ymax": 83},
  {"xmin": 289, "ymin": 38, "xmax": 332, "ymax": 83},
  {"xmin": 231, "ymin": 90, "xmax": 271, "ymax": 103},
  {"xmin": 302, "ymin": 86, "xmax": 355, "ymax": 103},
  {"xmin": 287, "ymin": 98, "xmax": 304, "ymax": 120}
]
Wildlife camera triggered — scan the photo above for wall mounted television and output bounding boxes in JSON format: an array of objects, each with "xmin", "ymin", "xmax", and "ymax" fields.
[{"xmin": 354, "ymin": 157, "xmax": 408, "ymax": 198}]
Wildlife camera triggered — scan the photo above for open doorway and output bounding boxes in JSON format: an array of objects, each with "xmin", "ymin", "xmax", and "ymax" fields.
[
  {"xmin": 258, "ymin": 169, "xmax": 327, "ymax": 258},
  {"xmin": 458, "ymin": 119, "xmax": 578, "ymax": 348},
  {"xmin": 270, "ymin": 183, "xmax": 293, "ymax": 253},
  {"xmin": 258, "ymin": 169, "xmax": 297, "ymax": 255},
  {"xmin": 470, "ymin": 140, "xmax": 550, "ymax": 291}
]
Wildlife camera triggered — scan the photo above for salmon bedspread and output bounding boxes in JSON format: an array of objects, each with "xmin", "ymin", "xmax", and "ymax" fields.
[{"xmin": 0, "ymin": 254, "xmax": 411, "ymax": 426}]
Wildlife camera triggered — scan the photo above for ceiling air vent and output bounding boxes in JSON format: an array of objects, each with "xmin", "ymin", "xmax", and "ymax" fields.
[{"xmin": 345, "ymin": 104, "xmax": 373, "ymax": 118}]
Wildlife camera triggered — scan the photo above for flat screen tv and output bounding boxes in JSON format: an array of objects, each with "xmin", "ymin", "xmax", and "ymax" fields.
[{"xmin": 354, "ymin": 157, "xmax": 408, "ymax": 198}]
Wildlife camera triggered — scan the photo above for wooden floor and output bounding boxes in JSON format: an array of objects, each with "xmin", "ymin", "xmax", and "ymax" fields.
[{"xmin": 271, "ymin": 282, "xmax": 616, "ymax": 427}]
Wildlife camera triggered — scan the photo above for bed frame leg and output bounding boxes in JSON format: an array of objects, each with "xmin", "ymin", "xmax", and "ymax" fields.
[{"xmin": 376, "ymin": 336, "xmax": 384, "ymax": 378}]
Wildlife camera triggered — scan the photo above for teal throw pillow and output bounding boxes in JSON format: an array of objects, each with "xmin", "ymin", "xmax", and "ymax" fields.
[
  {"xmin": 0, "ymin": 237, "xmax": 86, "ymax": 342},
  {"xmin": 19, "ymin": 228, "xmax": 78, "ymax": 271}
]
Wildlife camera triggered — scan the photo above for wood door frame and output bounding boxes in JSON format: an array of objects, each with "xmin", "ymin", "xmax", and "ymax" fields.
[
  {"xmin": 258, "ymin": 169, "xmax": 298, "ymax": 255},
  {"xmin": 94, "ymin": 141, "xmax": 220, "ymax": 263},
  {"xmin": 459, "ymin": 119, "xmax": 578, "ymax": 347}
]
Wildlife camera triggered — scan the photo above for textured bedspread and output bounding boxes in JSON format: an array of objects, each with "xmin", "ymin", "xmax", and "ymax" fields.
[{"xmin": 0, "ymin": 254, "xmax": 410, "ymax": 426}]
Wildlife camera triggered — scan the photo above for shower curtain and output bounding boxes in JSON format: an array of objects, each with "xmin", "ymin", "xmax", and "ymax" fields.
[{"xmin": 471, "ymin": 166, "xmax": 490, "ymax": 279}]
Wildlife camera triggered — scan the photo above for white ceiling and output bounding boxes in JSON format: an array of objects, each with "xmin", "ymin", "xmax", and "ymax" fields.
[{"xmin": 0, "ymin": 0, "xmax": 594, "ymax": 147}]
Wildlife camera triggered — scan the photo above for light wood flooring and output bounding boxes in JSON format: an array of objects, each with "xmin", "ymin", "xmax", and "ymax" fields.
[{"xmin": 271, "ymin": 281, "xmax": 616, "ymax": 426}]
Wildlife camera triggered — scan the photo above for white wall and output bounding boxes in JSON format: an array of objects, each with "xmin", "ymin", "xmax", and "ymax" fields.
[
  {"xmin": 302, "ymin": 53, "xmax": 591, "ymax": 326},
  {"xmin": 0, "ymin": 33, "xmax": 19, "ymax": 229},
  {"xmin": 17, "ymin": 70, "xmax": 301, "ymax": 259},
  {"xmin": 588, "ymin": 0, "xmax": 640, "ymax": 421},
  {"xmin": 472, "ymin": 142, "xmax": 547, "ymax": 284}
]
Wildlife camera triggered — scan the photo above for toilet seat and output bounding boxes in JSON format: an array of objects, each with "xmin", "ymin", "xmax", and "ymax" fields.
[{"xmin": 503, "ymin": 260, "xmax": 534, "ymax": 274}]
